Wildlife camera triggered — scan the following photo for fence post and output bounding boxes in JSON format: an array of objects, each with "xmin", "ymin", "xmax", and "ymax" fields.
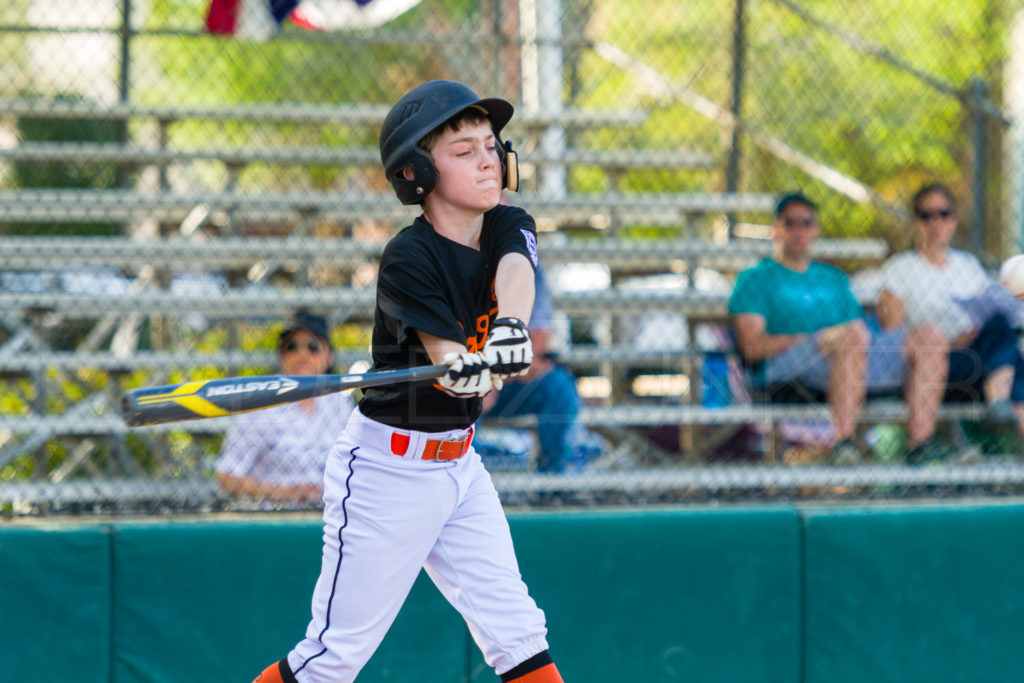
[
  {"xmin": 520, "ymin": 0, "xmax": 567, "ymax": 199},
  {"xmin": 726, "ymin": 0, "xmax": 746, "ymax": 238},
  {"xmin": 968, "ymin": 76, "xmax": 987, "ymax": 257},
  {"xmin": 117, "ymin": 0, "xmax": 133, "ymax": 237},
  {"xmin": 119, "ymin": 0, "xmax": 131, "ymax": 104}
]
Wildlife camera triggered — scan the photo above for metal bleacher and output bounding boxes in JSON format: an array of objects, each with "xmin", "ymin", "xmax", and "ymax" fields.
[{"xmin": 4, "ymin": 95, "xmax": 1007, "ymax": 512}]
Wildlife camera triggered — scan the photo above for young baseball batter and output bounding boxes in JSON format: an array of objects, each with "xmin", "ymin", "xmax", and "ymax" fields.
[{"xmin": 252, "ymin": 80, "xmax": 563, "ymax": 683}]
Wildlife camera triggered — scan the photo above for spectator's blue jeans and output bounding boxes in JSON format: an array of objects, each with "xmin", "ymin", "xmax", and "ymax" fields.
[
  {"xmin": 757, "ymin": 325, "xmax": 908, "ymax": 393},
  {"xmin": 947, "ymin": 313, "xmax": 1024, "ymax": 402},
  {"xmin": 485, "ymin": 364, "xmax": 581, "ymax": 473}
]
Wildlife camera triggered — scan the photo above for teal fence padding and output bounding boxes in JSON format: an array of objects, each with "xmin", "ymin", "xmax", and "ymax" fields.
[
  {"xmin": 470, "ymin": 508, "xmax": 803, "ymax": 682},
  {"xmin": 5, "ymin": 505, "xmax": 1024, "ymax": 682},
  {"xmin": 803, "ymin": 504, "xmax": 1024, "ymax": 683},
  {"xmin": 0, "ymin": 524, "xmax": 112, "ymax": 683},
  {"xmin": 109, "ymin": 518, "xmax": 465, "ymax": 683},
  {"xmin": 111, "ymin": 520, "xmax": 323, "ymax": 683}
]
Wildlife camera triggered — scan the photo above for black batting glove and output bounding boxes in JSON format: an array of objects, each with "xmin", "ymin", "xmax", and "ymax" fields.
[{"xmin": 483, "ymin": 317, "xmax": 532, "ymax": 380}]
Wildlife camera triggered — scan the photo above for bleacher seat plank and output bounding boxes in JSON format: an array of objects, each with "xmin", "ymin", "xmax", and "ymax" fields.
[
  {"xmin": 540, "ymin": 236, "xmax": 887, "ymax": 267},
  {"xmin": 0, "ymin": 189, "xmax": 775, "ymax": 225},
  {"xmin": 0, "ymin": 143, "xmax": 717, "ymax": 171},
  {"xmin": 0, "ymin": 287, "xmax": 376, "ymax": 316},
  {"xmin": 577, "ymin": 401, "xmax": 988, "ymax": 427},
  {"xmin": 0, "ymin": 287, "xmax": 734, "ymax": 318},
  {"xmin": 7, "ymin": 460, "xmax": 1024, "ymax": 508},
  {"xmin": 488, "ymin": 462, "xmax": 1024, "ymax": 495},
  {"xmin": 0, "ymin": 285, "xmax": 886, "ymax": 319},
  {"xmin": 0, "ymin": 235, "xmax": 886, "ymax": 270},
  {"xmin": 0, "ymin": 97, "xmax": 646, "ymax": 128},
  {"xmin": 0, "ymin": 400, "xmax": 988, "ymax": 436},
  {"xmin": 0, "ymin": 346, "xmax": 701, "ymax": 375}
]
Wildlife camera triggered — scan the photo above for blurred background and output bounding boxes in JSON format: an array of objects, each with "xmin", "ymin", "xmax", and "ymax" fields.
[{"xmin": 2, "ymin": 0, "xmax": 1024, "ymax": 514}]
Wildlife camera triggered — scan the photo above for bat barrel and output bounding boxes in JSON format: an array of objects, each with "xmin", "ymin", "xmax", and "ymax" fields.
[
  {"xmin": 122, "ymin": 389, "xmax": 181, "ymax": 427},
  {"xmin": 121, "ymin": 381, "xmax": 225, "ymax": 427},
  {"xmin": 121, "ymin": 375, "xmax": 310, "ymax": 427},
  {"xmin": 121, "ymin": 365, "xmax": 448, "ymax": 427},
  {"xmin": 122, "ymin": 389, "xmax": 174, "ymax": 427},
  {"xmin": 121, "ymin": 390, "xmax": 144, "ymax": 427}
]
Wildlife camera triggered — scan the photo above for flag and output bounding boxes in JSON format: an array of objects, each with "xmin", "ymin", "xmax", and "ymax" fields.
[
  {"xmin": 291, "ymin": 0, "xmax": 422, "ymax": 30},
  {"xmin": 205, "ymin": 0, "xmax": 421, "ymax": 39},
  {"xmin": 205, "ymin": 0, "xmax": 298, "ymax": 40}
]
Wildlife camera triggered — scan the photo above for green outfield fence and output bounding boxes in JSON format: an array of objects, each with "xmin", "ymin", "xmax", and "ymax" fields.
[
  {"xmin": 2, "ymin": 0, "xmax": 1024, "ymax": 512},
  {"xmin": 2, "ymin": 506, "xmax": 1024, "ymax": 682}
]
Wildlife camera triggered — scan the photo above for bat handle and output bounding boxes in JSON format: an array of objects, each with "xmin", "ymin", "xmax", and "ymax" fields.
[{"xmin": 407, "ymin": 364, "xmax": 449, "ymax": 381}]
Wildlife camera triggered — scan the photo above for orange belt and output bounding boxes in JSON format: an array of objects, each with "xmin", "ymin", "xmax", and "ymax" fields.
[{"xmin": 390, "ymin": 427, "xmax": 474, "ymax": 461}]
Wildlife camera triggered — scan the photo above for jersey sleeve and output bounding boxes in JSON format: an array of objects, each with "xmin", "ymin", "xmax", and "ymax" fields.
[
  {"xmin": 487, "ymin": 204, "xmax": 539, "ymax": 270},
  {"xmin": 377, "ymin": 245, "xmax": 466, "ymax": 344}
]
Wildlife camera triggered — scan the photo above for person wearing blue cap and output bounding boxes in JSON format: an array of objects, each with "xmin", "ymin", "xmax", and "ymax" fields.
[
  {"xmin": 215, "ymin": 310, "xmax": 355, "ymax": 502},
  {"xmin": 729, "ymin": 192, "xmax": 945, "ymax": 464}
]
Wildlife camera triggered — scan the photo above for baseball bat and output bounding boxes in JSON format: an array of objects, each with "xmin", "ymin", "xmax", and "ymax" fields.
[{"xmin": 121, "ymin": 364, "xmax": 448, "ymax": 427}]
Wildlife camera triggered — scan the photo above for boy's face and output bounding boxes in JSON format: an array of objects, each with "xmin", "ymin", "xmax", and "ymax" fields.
[{"xmin": 423, "ymin": 119, "xmax": 503, "ymax": 213}]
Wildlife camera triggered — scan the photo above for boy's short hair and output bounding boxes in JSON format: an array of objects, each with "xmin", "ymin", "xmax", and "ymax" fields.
[{"xmin": 417, "ymin": 106, "xmax": 492, "ymax": 155}]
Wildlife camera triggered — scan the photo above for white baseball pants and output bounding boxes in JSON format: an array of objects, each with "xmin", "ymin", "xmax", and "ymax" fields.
[{"xmin": 287, "ymin": 409, "xmax": 549, "ymax": 682}]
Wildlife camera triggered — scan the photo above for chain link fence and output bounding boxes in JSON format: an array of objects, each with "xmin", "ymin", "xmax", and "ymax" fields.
[{"xmin": 1, "ymin": 0, "xmax": 1024, "ymax": 514}]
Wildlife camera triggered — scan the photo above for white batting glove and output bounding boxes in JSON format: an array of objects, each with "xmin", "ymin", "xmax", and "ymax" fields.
[
  {"xmin": 483, "ymin": 318, "xmax": 533, "ymax": 380},
  {"xmin": 439, "ymin": 352, "xmax": 499, "ymax": 397}
]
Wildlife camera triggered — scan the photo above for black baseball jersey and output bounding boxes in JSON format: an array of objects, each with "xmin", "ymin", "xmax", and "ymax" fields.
[{"xmin": 358, "ymin": 203, "xmax": 538, "ymax": 431}]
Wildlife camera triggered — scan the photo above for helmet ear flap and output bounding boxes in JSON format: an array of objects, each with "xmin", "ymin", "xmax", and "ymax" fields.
[
  {"xmin": 500, "ymin": 139, "xmax": 520, "ymax": 193},
  {"xmin": 391, "ymin": 150, "xmax": 437, "ymax": 205}
]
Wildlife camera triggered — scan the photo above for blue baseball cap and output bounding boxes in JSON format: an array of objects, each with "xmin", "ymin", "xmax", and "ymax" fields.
[
  {"xmin": 775, "ymin": 191, "xmax": 817, "ymax": 216},
  {"xmin": 279, "ymin": 310, "xmax": 330, "ymax": 347}
]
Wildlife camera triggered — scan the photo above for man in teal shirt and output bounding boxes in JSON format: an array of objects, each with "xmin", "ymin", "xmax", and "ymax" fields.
[{"xmin": 730, "ymin": 192, "xmax": 946, "ymax": 463}]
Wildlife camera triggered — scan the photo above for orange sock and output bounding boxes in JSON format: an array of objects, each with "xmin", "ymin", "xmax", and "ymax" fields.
[
  {"xmin": 501, "ymin": 651, "xmax": 563, "ymax": 682},
  {"xmin": 251, "ymin": 660, "xmax": 297, "ymax": 683},
  {"xmin": 504, "ymin": 662, "xmax": 563, "ymax": 682}
]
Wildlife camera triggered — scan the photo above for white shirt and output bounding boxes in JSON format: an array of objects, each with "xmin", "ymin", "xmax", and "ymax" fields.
[
  {"xmin": 215, "ymin": 391, "xmax": 354, "ymax": 486},
  {"xmin": 879, "ymin": 248, "xmax": 991, "ymax": 340}
]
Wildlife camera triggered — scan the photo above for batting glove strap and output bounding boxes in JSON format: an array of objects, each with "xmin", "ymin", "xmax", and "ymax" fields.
[
  {"xmin": 483, "ymin": 317, "xmax": 533, "ymax": 379},
  {"xmin": 439, "ymin": 351, "xmax": 497, "ymax": 397}
]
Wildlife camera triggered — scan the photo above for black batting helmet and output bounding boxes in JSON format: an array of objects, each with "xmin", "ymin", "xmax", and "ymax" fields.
[{"xmin": 379, "ymin": 80, "xmax": 519, "ymax": 205}]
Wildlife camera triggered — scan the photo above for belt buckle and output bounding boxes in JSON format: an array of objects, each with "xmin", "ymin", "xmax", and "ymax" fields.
[{"xmin": 435, "ymin": 433, "xmax": 468, "ymax": 460}]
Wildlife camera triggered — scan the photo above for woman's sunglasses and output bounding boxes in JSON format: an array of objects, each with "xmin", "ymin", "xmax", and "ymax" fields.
[
  {"xmin": 914, "ymin": 208, "xmax": 954, "ymax": 221},
  {"xmin": 282, "ymin": 340, "xmax": 323, "ymax": 354}
]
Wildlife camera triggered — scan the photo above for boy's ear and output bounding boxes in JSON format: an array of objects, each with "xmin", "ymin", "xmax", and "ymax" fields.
[{"xmin": 401, "ymin": 165, "xmax": 415, "ymax": 181}]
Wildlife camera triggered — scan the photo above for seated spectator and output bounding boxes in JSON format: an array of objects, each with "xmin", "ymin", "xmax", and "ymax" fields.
[
  {"xmin": 480, "ymin": 263, "xmax": 596, "ymax": 473},
  {"xmin": 215, "ymin": 310, "xmax": 355, "ymax": 502},
  {"xmin": 877, "ymin": 182, "xmax": 1024, "ymax": 461},
  {"xmin": 729, "ymin": 191, "xmax": 945, "ymax": 464}
]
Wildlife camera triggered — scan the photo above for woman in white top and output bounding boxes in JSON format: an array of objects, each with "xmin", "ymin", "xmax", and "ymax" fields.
[
  {"xmin": 878, "ymin": 183, "xmax": 1024, "ymax": 459},
  {"xmin": 215, "ymin": 310, "xmax": 355, "ymax": 502}
]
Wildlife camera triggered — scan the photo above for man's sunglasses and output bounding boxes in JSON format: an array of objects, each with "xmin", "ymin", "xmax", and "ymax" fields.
[
  {"xmin": 282, "ymin": 340, "xmax": 323, "ymax": 354},
  {"xmin": 914, "ymin": 208, "xmax": 954, "ymax": 221}
]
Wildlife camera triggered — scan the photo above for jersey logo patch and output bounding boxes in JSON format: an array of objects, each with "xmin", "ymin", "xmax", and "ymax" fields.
[{"xmin": 520, "ymin": 228, "xmax": 538, "ymax": 267}]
